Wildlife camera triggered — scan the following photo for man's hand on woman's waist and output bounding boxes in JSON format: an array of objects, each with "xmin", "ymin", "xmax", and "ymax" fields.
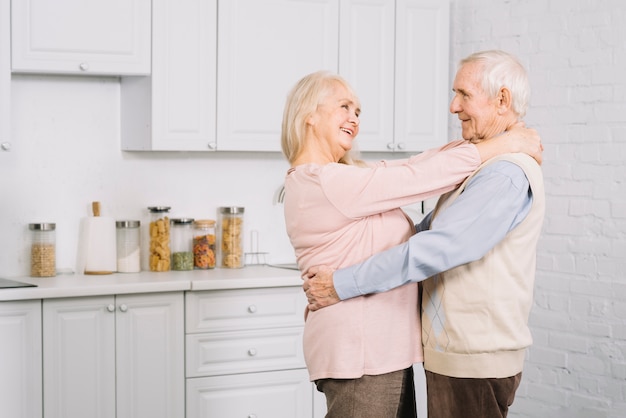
[{"xmin": 303, "ymin": 265, "xmax": 339, "ymax": 311}]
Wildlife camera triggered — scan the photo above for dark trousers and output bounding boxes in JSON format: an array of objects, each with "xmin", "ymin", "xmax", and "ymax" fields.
[
  {"xmin": 316, "ymin": 367, "xmax": 417, "ymax": 418},
  {"xmin": 425, "ymin": 371, "xmax": 522, "ymax": 418}
]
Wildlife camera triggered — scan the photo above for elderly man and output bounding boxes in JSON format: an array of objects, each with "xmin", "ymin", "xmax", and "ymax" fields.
[{"xmin": 303, "ymin": 50, "xmax": 545, "ymax": 418}]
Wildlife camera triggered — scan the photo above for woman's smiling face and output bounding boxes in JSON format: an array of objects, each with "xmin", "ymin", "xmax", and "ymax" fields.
[{"xmin": 308, "ymin": 82, "xmax": 361, "ymax": 161}]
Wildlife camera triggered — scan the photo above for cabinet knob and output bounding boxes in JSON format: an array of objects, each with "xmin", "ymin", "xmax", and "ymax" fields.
[
  {"xmin": 247, "ymin": 348, "xmax": 257, "ymax": 356},
  {"xmin": 107, "ymin": 304, "xmax": 115, "ymax": 312},
  {"xmin": 207, "ymin": 142, "xmax": 217, "ymax": 150},
  {"xmin": 248, "ymin": 415, "xmax": 257, "ymax": 418},
  {"xmin": 79, "ymin": 62, "xmax": 90, "ymax": 71},
  {"xmin": 247, "ymin": 305, "xmax": 257, "ymax": 314},
  {"xmin": 386, "ymin": 142, "xmax": 395, "ymax": 150},
  {"xmin": 119, "ymin": 304, "xmax": 128, "ymax": 313},
  {"xmin": 397, "ymin": 142, "xmax": 406, "ymax": 151},
  {"xmin": 1, "ymin": 142, "xmax": 11, "ymax": 151}
]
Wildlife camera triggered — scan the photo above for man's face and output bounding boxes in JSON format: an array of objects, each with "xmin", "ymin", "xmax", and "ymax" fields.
[{"xmin": 449, "ymin": 62, "xmax": 501, "ymax": 142}]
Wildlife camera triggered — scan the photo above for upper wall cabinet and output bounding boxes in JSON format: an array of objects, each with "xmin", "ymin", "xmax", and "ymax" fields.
[
  {"xmin": 121, "ymin": 0, "xmax": 217, "ymax": 151},
  {"xmin": 341, "ymin": 0, "xmax": 450, "ymax": 153},
  {"xmin": 1, "ymin": 0, "xmax": 10, "ymax": 153},
  {"xmin": 121, "ymin": 0, "xmax": 449, "ymax": 152},
  {"xmin": 11, "ymin": 0, "xmax": 151, "ymax": 76},
  {"xmin": 216, "ymin": 0, "xmax": 339, "ymax": 151}
]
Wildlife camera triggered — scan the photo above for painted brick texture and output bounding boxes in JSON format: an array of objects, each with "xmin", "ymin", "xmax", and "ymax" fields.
[{"xmin": 448, "ymin": 1, "xmax": 626, "ymax": 417}]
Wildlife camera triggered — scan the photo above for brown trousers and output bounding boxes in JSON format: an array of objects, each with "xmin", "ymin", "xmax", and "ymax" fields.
[
  {"xmin": 425, "ymin": 371, "xmax": 522, "ymax": 418},
  {"xmin": 316, "ymin": 367, "xmax": 417, "ymax": 418}
]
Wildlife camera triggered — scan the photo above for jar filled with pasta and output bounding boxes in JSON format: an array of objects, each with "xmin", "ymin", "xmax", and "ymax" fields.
[
  {"xmin": 147, "ymin": 206, "xmax": 171, "ymax": 272},
  {"xmin": 218, "ymin": 207, "xmax": 244, "ymax": 268},
  {"xmin": 193, "ymin": 219, "xmax": 216, "ymax": 270},
  {"xmin": 29, "ymin": 223, "xmax": 56, "ymax": 277},
  {"xmin": 170, "ymin": 218, "xmax": 194, "ymax": 271}
]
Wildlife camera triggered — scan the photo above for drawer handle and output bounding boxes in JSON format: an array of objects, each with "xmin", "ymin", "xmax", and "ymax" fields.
[
  {"xmin": 247, "ymin": 305, "xmax": 257, "ymax": 313},
  {"xmin": 247, "ymin": 348, "xmax": 257, "ymax": 357}
]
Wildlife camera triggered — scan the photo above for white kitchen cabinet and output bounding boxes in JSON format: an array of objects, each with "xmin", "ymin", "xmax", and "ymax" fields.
[
  {"xmin": 0, "ymin": 0, "xmax": 10, "ymax": 154},
  {"xmin": 216, "ymin": 0, "xmax": 339, "ymax": 151},
  {"xmin": 185, "ymin": 286, "xmax": 315, "ymax": 417},
  {"xmin": 43, "ymin": 292, "xmax": 185, "ymax": 418},
  {"xmin": 11, "ymin": 0, "xmax": 151, "ymax": 76},
  {"xmin": 121, "ymin": 0, "xmax": 217, "ymax": 151},
  {"xmin": 188, "ymin": 368, "xmax": 312, "ymax": 418},
  {"xmin": 341, "ymin": 0, "xmax": 450, "ymax": 152},
  {"xmin": 0, "ymin": 300, "xmax": 42, "ymax": 418}
]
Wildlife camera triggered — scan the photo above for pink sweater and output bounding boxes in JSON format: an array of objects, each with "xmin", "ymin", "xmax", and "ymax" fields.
[{"xmin": 284, "ymin": 140, "xmax": 481, "ymax": 381}]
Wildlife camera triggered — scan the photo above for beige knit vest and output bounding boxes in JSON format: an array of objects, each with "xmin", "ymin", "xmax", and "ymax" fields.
[{"xmin": 421, "ymin": 153, "xmax": 545, "ymax": 378}]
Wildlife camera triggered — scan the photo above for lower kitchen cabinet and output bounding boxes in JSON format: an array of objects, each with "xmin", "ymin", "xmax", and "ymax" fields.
[
  {"xmin": 187, "ymin": 368, "xmax": 312, "ymax": 418},
  {"xmin": 185, "ymin": 286, "xmax": 315, "ymax": 417},
  {"xmin": 0, "ymin": 300, "xmax": 42, "ymax": 418},
  {"xmin": 43, "ymin": 292, "xmax": 185, "ymax": 418}
]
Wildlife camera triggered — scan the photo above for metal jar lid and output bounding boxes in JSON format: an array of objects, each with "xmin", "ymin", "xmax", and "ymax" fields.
[
  {"xmin": 116, "ymin": 220, "xmax": 140, "ymax": 228},
  {"xmin": 147, "ymin": 206, "xmax": 171, "ymax": 213},
  {"xmin": 29, "ymin": 223, "xmax": 56, "ymax": 231},
  {"xmin": 219, "ymin": 207, "xmax": 245, "ymax": 214},
  {"xmin": 170, "ymin": 218, "xmax": 194, "ymax": 225}
]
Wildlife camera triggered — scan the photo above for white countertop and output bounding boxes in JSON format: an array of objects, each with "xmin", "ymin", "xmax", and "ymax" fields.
[{"xmin": 0, "ymin": 265, "xmax": 303, "ymax": 301}]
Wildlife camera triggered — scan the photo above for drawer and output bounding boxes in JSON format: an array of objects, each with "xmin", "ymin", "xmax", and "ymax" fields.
[
  {"xmin": 186, "ymin": 326, "xmax": 304, "ymax": 377},
  {"xmin": 186, "ymin": 369, "xmax": 312, "ymax": 418},
  {"xmin": 186, "ymin": 287, "xmax": 306, "ymax": 333}
]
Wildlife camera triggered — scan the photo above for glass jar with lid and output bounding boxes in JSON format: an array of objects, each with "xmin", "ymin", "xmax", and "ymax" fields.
[
  {"xmin": 218, "ymin": 207, "xmax": 245, "ymax": 268},
  {"xmin": 147, "ymin": 206, "xmax": 171, "ymax": 272},
  {"xmin": 193, "ymin": 219, "xmax": 216, "ymax": 270},
  {"xmin": 116, "ymin": 220, "xmax": 141, "ymax": 273},
  {"xmin": 29, "ymin": 223, "xmax": 56, "ymax": 277},
  {"xmin": 170, "ymin": 218, "xmax": 194, "ymax": 271}
]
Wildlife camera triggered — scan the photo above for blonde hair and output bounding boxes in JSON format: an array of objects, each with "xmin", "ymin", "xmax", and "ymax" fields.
[
  {"xmin": 281, "ymin": 70, "xmax": 364, "ymax": 165},
  {"xmin": 460, "ymin": 50, "xmax": 530, "ymax": 118}
]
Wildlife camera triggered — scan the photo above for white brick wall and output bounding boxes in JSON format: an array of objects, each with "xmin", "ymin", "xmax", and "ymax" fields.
[{"xmin": 449, "ymin": 1, "xmax": 626, "ymax": 416}]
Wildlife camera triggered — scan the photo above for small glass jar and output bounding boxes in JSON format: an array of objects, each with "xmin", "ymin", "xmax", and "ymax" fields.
[
  {"xmin": 218, "ymin": 207, "xmax": 245, "ymax": 268},
  {"xmin": 193, "ymin": 220, "xmax": 216, "ymax": 270},
  {"xmin": 170, "ymin": 218, "xmax": 194, "ymax": 271},
  {"xmin": 116, "ymin": 220, "xmax": 141, "ymax": 273},
  {"xmin": 29, "ymin": 223, "xmax": 56, "ymax": 277},
  {"xmin": 147, "ymin": 206, "xmax": 171, "ymax": 272}
]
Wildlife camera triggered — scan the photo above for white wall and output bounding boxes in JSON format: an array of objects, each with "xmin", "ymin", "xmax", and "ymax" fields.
[
  {"xmin": 1, "ymin": 74, "xmax": 296, "ymax": 277},
  {"xmin": 448, "ymin": 0, "xmax": 626, "ymax": 417}
]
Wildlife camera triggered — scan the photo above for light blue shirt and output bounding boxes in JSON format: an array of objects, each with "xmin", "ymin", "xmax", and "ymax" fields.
[{"xmin": 334, "ymin": 160, "xmax": 534, "ymax": 299}]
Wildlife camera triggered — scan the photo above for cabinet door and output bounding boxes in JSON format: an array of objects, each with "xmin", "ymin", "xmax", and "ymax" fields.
[
  {"xmin": 11, "ymin": 0, "xmax": 151, "ymax": 75},
  {"xmin": 43, "ymin": 296, "xmax": 116, "ymax": 418},
  {"xmin": 394, "ymin": 0, "xmax": 449, "ymax": 152},
  {"xmin": 121, "ymin": 0, "xmax": 217, "ymax": 151},
  {"xmin": 339, "ymin": 0, "xmax": 395, "ymax": 152},
  {"xmin": 217, "ymin": 0, "xmax": 339, "ymax": 151},
  {"xmin": 187, "ymin": 368, "xmax": 312, "ymax": 418},
  {"xmin": 0, "ymin": 300, "xmax": 42, "ymax": 418},
  {"xmin": 0, "ymin": 0, "xmax": 10, "ymax": 154},
  {"xmin": 116, "ymin": 292, "xmax": 185, "ymax": 418}
]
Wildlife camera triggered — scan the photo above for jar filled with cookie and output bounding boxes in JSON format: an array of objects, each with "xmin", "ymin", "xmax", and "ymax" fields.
[
  {"xmin": 147, "ymin": 206, "xmax": 171, "ymax": 272},
  {"xmin": 193, "ymin": 219, "xmax": 216, "ymax": 270},
  {"xmin": 218, "ymin": 207, "xmax": 244, "ymax": 268}
]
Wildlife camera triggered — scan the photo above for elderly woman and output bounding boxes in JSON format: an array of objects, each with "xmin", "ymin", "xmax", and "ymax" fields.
[{"xmin": 280, "ymin": 70, "xmax": 541, "ymax": 418}]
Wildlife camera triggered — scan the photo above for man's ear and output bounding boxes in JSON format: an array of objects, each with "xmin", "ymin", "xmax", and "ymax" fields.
[{"xmin": 497, "ymin": 87, "xmax": 512, "ymax": 114}]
